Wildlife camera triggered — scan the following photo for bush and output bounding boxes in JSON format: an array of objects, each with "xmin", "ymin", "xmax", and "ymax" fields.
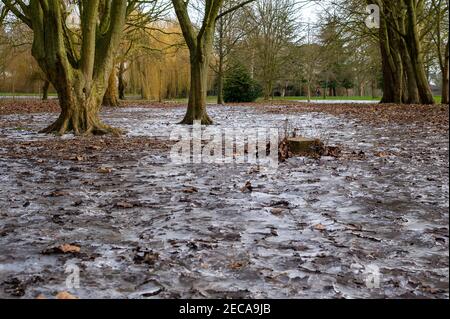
[{"xmin": 223, "ymin": 64, "xmax": 261, "ymax": 103}]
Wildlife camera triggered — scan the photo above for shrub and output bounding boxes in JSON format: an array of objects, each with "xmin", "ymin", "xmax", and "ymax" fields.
[{"xmin": 223, "ymin": 64, "xmax": 261, "ymax": 103}]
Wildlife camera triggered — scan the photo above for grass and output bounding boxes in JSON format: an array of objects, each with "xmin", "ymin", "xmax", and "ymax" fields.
[
  {"xmin": 1, "ymin": 93, "xmax": 443, "ymax": 104},
  {"xmin": 167, "ymin": 96, "xmax": 219, "ymax": 104},
  {"xmin": 165, "ymin": 96, "xmax": 382, "ymax": 103},
  {"xmin": 272, "ymin": 95, "xmax": 443, "ymax": 103},
  {"xmin": 0, "ymin": 92, "xmax": 57, "ymax": 97},
  {"xmin": 273, "ymin": 96, "xmax": 381, "ymax": 101}
]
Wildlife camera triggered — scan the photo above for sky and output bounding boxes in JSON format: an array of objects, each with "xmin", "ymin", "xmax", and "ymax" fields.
[{"xmin": 301, "ymin": 2, "xmax": 322, "ymax": 23}]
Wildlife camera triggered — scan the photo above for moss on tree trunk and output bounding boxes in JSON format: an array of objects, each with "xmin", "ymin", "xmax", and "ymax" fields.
[
  {"xmin": 41, "ymin": 72, "xmax": 120, "ymax": 135},
  {"xmin": 103, "ymin": 67, "xmax": 120, "ymax": 107},
  {"xmin": 5, "ymin": 0, "xmax": 129, "ymax": 135}
]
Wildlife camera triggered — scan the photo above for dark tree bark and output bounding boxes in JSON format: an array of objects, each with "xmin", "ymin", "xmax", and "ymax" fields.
[
  {"xmin": 378, "ymin": 2, "xmax": 404, "ymax": 103},
  {"xmin": 404, "ymin": 0, "xmax": 435, "ymax": 104},
  {"xmin": 3, "ymin": 0, "xmax": 132, "ymax": 135},
  {"xmin": 217, "ymin": 45, "xmax": 225, "ymax": 105},
  {"xmin": 118, "ymin": 61, "xmax": 127, "ymax": 100},
  {"xmin": 443, "ymin": 43, "xmax": 449, "ymax": 104},
  {"xmin": 42, "ymin": 79, "xmax": 50, "ymax": 100},
  {"xmin": 172, "ymin": 0, "xmax": 219, "ymax": 124},
  {"xmin": 183, "ymin": 54, "xmax": 213, "ymax": 124},
  {"xmin": 103, "ymin": 66, "xmax": 120, "ymax": 107},
  {"xmin": 373, "ymin": 0, "xmax": 435, "ymax": 104}
]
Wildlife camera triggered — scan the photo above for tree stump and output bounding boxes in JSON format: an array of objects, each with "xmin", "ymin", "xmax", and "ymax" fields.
[{"xmin": 287, "ymin": 137, "xmax": 324, "ymax": 156}]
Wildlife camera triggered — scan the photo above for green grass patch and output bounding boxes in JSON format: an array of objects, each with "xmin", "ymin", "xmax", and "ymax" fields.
[
  {"xmin": 0, "ymin": 92, "xmax": 57, "ymax": 97},
  {"xmin": 271, "ymin": 96, "xmax": 381, "ymax": 101}
]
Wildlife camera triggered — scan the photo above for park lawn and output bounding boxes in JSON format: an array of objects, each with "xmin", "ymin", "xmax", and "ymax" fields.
[
  {"xmin": 1, "ymin": 93, "xmax": 442, "ymax": 104},
  {"xmin": 273, "ymin": 96, "xmax": 381, "ymax": 101},
  {"xmin": 169, "ymin": 95, "xmax": 443, "ymax": 104},
  {"xmin": 0, "ymin": 92, "xmax": 57, "ymax": 97},
  {"xmin": 271, "ymin": 95, "xmax": 443, "ymax": 103}
]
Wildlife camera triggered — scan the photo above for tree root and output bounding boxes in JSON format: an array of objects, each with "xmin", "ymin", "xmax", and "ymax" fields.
[
  {"xmin": 179, "ymin": 113, "xmax": 214, "ymax": 125},
  {"xmin": 40, "ymin": 118, "xmax": 123, "ymax": 136}
]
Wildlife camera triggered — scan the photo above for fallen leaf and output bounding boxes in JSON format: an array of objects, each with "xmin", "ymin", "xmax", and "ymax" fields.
[
  {"xmin": 59, "ymin": 244, "xmax": 81, "ymax": 253},
  {"xmin": 133, "ymin": 249, "xmax": 159, "ymax": 266},
  {"xmin": 115, "ymin": 201, "xmax": 134, "ymax": 209},
  {"xmin": 240, "ymin": 181, "xmax": 253, "ymax": 193},
  {"xmin": 183, "ymin": 187, "xmax": 198, "ymax": 194},
  {"xmin": 56, "ymin": 291, "xmax": 78, "ymax": 299},
  {"xmin": 374, "ymin": 151, "xmax": 390, "ymax": 157},
  {"xmin": 314, "ymin": 224, "xmax": 327, "ymax": 231},
  {"xmin": 97, "ymin": 167, "xmax": 112, "ymax": 174},
  {"xmin": 229, "ymin": 261, "xmax": 245, "ymax": 270},
  {"xmin": 42, "ymin": 244, "xmax": 80, "ymax": 255},
  {"xmin": 270, "ymin": 208, "xmax": 284, "ymax": 216}
]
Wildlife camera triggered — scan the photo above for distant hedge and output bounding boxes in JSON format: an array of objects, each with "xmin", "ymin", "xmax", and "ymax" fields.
[{"xmin": 223, "ymin": 64, "xmax": 261, "ymax": 103}]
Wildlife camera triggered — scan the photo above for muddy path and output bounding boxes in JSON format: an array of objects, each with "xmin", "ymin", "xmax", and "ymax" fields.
[{"xmin": 0, "ymin": 105, "xmax": 448, "ymax": 299}]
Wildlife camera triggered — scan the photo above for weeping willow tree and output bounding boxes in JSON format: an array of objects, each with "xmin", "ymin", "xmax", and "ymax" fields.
[
  {"xmin": 171, "ymin": 0, "xmax": 256, "ymax": 124},
  {"xmin": 102, "ymin": 1, "xmax": 171, "ymax": 107},
  {"xmin": 1, "ymin": 0, "xmax": 139, "ymax": 135},
  {"xmin": 124, "ymin": 21, "xmax": 191, "ymax": 101}
]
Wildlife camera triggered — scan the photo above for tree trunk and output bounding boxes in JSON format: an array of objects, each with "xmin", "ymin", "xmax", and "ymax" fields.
[
  {"xmin": 181, "ymin": 54, "xmax": 213, "ymax": 124},
  {"xmin": 41, "ymin": 72, "xmax": 119, "ymax": 135},
  {"xmin": 400, "ymin": 39, "xmax": 420, "ymax": 104},
  {"xmin": 102, "ymin": 66, "xmax": 120, "ymax": 107},
  {"xmin": 405, "ymin": 0, "xmax": 434, "ymax": 104},
  {"xmin": 118, "ymin": 61, "xmax": 126, "ymax": 100},
  {"xmin": 442, "ymin": 43, "xmax": 449, "ymax": 104},
  {"xmin": 42, "ymin": 80, "xmax": 50, "ymax": 100},
  {"xmin": 217, "ymin": 56, "xmax": 225, "ymax": 105},
  {"xmin": 379, "ymin": 9, "xmax": 403, "ymax": 104},
  {"xmin": 14, "ymin": 0, "xmax": 129, "ymax": 135},
  {"xmin": 263, "ymin": 80, "xmax": 272, "ymax": 100},
  {"xmin": 307, "ymin": 82, "xmax": 311, "ymax": 102},
  {"xmin": 217, "ymin": 13, "xmax": 225, "ymax": 106}
]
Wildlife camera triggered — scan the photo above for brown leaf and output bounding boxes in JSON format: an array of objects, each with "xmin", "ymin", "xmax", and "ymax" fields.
[
  {"xmin": 313, "ymin": 224, "xmax": 327, "ymax": 231},
  {"xmin": 42, "ymin": 244, "xmax": 80, "ymax": 255},
  {"xmin": 229, "ymin": 261, "xmax": 245, "ymax": 270},
  {"xmin": 240, "ymin": 181, "xmax": 253, "ymax": 193},
  {"xmin": 183, "ymin": 187, "xmax": 198, "ymax": 194},
  {"xmin": 56, "ymin": 291, "xmax": 78, "ymax": 299},
  {"xmin": 59, "ymin": 244, "xmax": 81, "ymax": 253},
  {"xmin": 97, "ymin": 167, "xmax": 112, "ymax": 174},
  {"xmin": 270, "ymin": 208, "xmax": 284, "ymax": 216},
  {"xmin": 374, "ymin": 151, "xmax": 390, "ymax": 157},
  {"xmin": 115, "ymin": 201, "xmax": 134, "ymax": 209}
]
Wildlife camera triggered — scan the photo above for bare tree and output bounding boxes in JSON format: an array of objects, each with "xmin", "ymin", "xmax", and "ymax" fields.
[
  {"xmin": 1, "ymin": 0, "xmax": 139, "ymax": 135},
  {"xmin": 247, "ymin": 0, "xmax": 298, "ymax": 100},
  {"xmin": 171, "ymin": 0, "xmax": 256, "ymax": 124}
]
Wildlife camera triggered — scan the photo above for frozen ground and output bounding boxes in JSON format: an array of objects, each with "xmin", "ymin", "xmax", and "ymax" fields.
[{"xmin": 0, "ymin": 105, "xmax": 448, "ymax": 299}]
